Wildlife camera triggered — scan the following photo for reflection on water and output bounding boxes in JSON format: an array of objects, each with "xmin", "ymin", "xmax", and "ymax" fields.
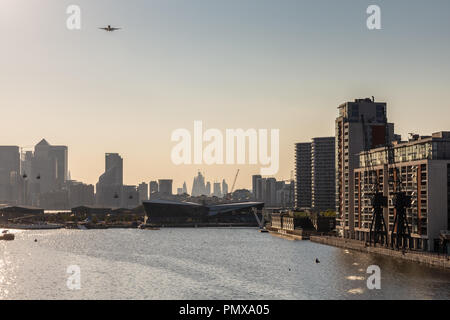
[{"xmin": 0, "ymin": 228, "xmax": 449, "ymax": 300}]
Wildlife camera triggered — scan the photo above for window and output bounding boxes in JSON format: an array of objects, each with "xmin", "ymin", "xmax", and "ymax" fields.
[{"xmin": 376, "ymin": 104, "xmax": 385, "ymax": 119}]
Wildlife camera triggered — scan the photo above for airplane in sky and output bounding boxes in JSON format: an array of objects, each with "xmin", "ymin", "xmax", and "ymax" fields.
[{"xmin": 99, "ymin": 25, "xmax": 121, "ymax": 32}]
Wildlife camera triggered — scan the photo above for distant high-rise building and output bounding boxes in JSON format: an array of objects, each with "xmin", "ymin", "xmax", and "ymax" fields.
[
  {"xmin": 158, "ymin": 179, "xmax": 173, "ymax": 195},
  {"xmin": 295, "ymin": 137, "xmax": 335, "ymax": 212},
  {"xmin": 122, "ymin": 185, "xmax": 139, "ymax": 208},
  {"xmin": 213, "ymin": 182, "xmax": 222, "ymax": 198},
  {"xmin": 276, "ymin": 180, "xmax": 294, "ymax": 208},
  {"xmin": 265, "ymin": 178, "xmax": 277, "ymax": 206},
  {"xmin": 206, "ymin": 181, "xmax": 211, "ymax": 196},
  {"xmin": 252, "ymin": 175, "xmax": 261, "ymax": 198},
  {"xmin": 138, "ymin": 182, "xmax": 148, "ymax": 202},
  {"xmin": 96, "ymin": 153, "xmax": 123, "ymax": 207},
  {"xmin": 104, "ymin": 153, "xmax": 123, "ymax": 185},
  {"xmin": 67, "ymin": 180, "xmax": 95, "ymax": 208},
  {"xmin": 253, "ymin": 177, "xmax": 293, "ymax": 208},
  {"xmin": 335, "ymin": 98, "xmax": 393, "ymax": 238},
  {"xmin": 222, "ymin": 179, "xmax": 228, "ymax": 197},
  {"xmin": 182, "ymin": 182, "xmax": 188, "ymax": 194},
  {"xmin": 191, "ymin": 171, "xmax": 207, "ymax": 196},
  {"xmin": 255, "ymin": 176, "xmax": 264, "ymax": 201},
  {"xmin": 311, "ymin": 137, "xmax": 335, "ymax": 212},
  {"xmin": 0, "ymin": 146, "xmax": 20, "ymax": 204},
  {"xmin": 149, "ymin": 181, "xmax": 158, "ymax": 197},
  {"xmin": 177, "ymin": 187, "xmax": 183, "ymax": 195},
  {"xmin": 19, "ymin": 139, "xmax": 69, "ymax": 207},
  {"xmin": 295, "ymin": 143, "xmax": 312, "ymax": 208},
  {"xmin": 32, "ymin": 139, "xmax": 68, "ymax": 193}
]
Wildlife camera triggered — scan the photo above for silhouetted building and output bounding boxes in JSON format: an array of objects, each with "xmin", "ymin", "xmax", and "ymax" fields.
[
  {"xmin": 252, "ymin": 174, "xmax": 261, "ymax": 198},
  {"xmin": 122, "ymin": 185, "xmax": 139, "ymax": 208},
  {"xmin": 149, "ymin": 181, "xmax": 159, "ymax": 198},
  {"xmin": 0, "ymin": 146, "xmax": 20, "ymax": 204},
  {"xmin": 158, "ymin": 179, "xmax": 173, "ymax": 195},
  {"xmin": 96, "ymin": 153, "xmax": 123, "ymax": 207},
  {"xmin": 67, "ymin": 180, "xmax": 95, "ymax": 208},
  {"xmin": 206, "ymin": 181, "xmax": 211, "ymax": 196},
  {"xmin": 251, "ymin": 176, "xmax": 293, "ymax": 208},
  {"xmin": 222, "ymin": 179, "xmax": 228, "ymax": 197},
  {"xmin": 20, "ymin": 139, "xmax": 68, "ymax": 207},
  {"xmin": 335, "ymin": 98, "xmax": 394, "ymax": 238},
  {"xmin": 191, "ymin": 172, "xmax": 207, "ymax": 196},
  {"xmin": 213, "ymin": 182, "xmax": 222, "ymax": 198},
  {"xmin": 138, "ymin": 182, "xmax": 148, "ymax": 202},
  {"xmin": 295, "ymin": 143, "xmax": 311, "ymax": 208},
  {"xmin": 311, "ymin": 137, "xmax": 335, "ymax": 212},
  {"xmin": 39, "ymin": 190, "xmax": 69, "ymax": 209}
]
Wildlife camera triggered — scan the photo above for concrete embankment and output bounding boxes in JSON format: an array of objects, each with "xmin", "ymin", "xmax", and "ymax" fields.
[
  {"xmin": 310, "ymin": 235, "xmax": 450, "ymax": 270},
  {"xmin": 266, "ymin": 227, "xmax": 311, "ymax": 240},
  {"xmin": 268, "ymin": 230, "xmax": 306, "ymax": 240}
]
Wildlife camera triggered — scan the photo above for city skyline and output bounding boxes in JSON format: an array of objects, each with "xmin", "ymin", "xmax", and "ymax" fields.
[{"xmin": 1, "ymin": 0, "xmax": 450, "ymax": 191}]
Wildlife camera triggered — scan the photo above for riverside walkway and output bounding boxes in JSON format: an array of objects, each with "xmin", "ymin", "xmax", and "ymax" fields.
[{"xmin": 310, "ymin": 235, "xmax": 450, "ymax": 270}]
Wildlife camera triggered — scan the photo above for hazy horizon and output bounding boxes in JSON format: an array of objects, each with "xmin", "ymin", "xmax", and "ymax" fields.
[{"xmin": 1, "ymin": 0, "xmax": 450, "ymax": 191}]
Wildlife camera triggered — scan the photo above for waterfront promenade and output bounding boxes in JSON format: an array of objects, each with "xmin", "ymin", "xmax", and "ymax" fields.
[{"xmin": 310, "ymin": 235, "xmax": 450, "ymax": 270}]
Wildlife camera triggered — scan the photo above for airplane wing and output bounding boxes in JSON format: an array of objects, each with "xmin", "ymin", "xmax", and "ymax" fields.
[
  {"xmin": 110, "ymin": 28, "xmax": 121, "ymax": 31},
  {"xmin": 99, "ymin": 27, "xmax": 108, "ymax": 30}
]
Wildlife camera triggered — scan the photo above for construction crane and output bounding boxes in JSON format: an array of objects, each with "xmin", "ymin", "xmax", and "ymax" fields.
[
  {"xmin": 361, "ymin": 115, "xmax": 388, "ymax": 247},
  {"xmin": 226, "ymin": 169, "xmax": 240, "ymax": 200}
]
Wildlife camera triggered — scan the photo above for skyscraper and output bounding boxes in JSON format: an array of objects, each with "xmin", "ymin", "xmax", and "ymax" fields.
[
  {"xmin": 138, "ymin": 182, "xmax": 149, "ymax": 202},
  {"xmin": 67, "ymin": 180, "xmax": 95, "ymax": 208},
  {"xmin": 311, "ymin": 137, "xmax": 335, "ymax": 212},
  {"xmin": 335, "ymin": 98, "xmax": 393, "ymax": 238},
  {"xmin": 158, "ymin": 179, "xmax": 173, "ymax": 195},
  {"xmin": 255, "ymin": 176, "xmax": 264, "ymax": 201},
  {"xmin": 191, "ymin": 171, "xmax": 207, "ymax": 196},
  {"xmin": 295, "ymin": 137, "xmax": 335, "ymax": 212},
  {"xmin": 222, "ymin": 179, "xmax": 228, "ymax": 197},
  {"xmin": 96, "ymin": 153, "xmax": 123, "ymax": 207},
  {"xmin": 213, "ymin": 182, "xmax": 222, "ymax": 198},
  {"xmin": 206, "ymin": 181, "xmax": 211, "ymax": 196},
  {"xmin": 295, "ymin": 143, "xmax": 311, "ymax": 208},
  {"xmin": 265, "ymin": 178, "xmax": 277, "ymax": 207},
  {"xmin": 19, "ymin": 139, "xmax": 69, "ymax": 206},
  {"xmin": 31, "ymin": 139, "xmax": 68, "ymax": 194},
  {"xmin": 0, "ymin": 146, "xmax": 20, "ymax": 203},
  {"xmin": 252, "ymin": 174, "xmax": 261, "ymax": 198},
  {"xmin": 149, "ymin": 181, "xmax": 158, "ymax": 194}
]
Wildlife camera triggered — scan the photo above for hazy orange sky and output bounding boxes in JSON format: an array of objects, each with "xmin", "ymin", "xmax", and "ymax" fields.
[{"xmin": 1, "ymin": 0, "xmax": 450, "ymax": 191}]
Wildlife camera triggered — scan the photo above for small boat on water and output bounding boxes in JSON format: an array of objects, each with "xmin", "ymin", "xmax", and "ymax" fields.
[
  {"xmin": 0, "ymin": 230, "xmax": 15, "ymax": 241},
  {"xmin": 138, "ymin": 223, "xmax": 160, "ymax": 230}
]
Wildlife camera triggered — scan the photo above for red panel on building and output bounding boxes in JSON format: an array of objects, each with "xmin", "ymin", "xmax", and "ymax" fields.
[{"xmin": 371, "ymin": 125, "xmax": 386, "ymax": 148}]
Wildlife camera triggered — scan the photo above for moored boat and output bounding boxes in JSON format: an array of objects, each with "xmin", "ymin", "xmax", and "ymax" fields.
[{"xmin": 0, "ymin": 230, "xmax": 15, "ymax": 241}]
